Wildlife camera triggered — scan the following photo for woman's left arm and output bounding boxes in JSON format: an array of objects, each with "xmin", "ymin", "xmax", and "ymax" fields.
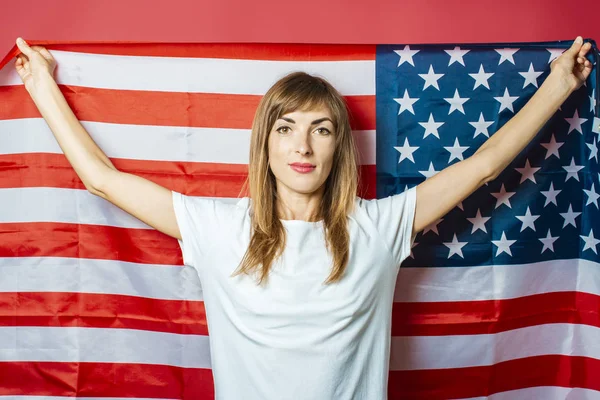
[{"xmin": 412, "ymin": 36, "xmax": 594, "ymax": 237}]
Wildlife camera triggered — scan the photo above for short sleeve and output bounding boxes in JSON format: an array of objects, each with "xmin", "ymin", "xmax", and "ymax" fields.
[
  {"xmin": 171, "ymin": 191, "xmax": 223, "ymax": 268},
  {"xmin": 360, "ymin": 186, "xmax": 417, "ymax": 266}
]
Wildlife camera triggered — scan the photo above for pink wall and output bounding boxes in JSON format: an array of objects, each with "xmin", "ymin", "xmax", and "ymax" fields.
[{"xmin": 1, "ymin": 0, "xmax": 599, "ymax": 60}]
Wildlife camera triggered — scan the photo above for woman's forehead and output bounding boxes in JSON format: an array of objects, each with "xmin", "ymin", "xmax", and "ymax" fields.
[{"xmin": 278, "ymin": 107, "xmax": 333, "ymax": 121}]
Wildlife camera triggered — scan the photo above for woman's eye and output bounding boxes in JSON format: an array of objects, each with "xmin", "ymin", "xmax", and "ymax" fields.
[
  {"xmin": 316, "ymin": 128, "xmax": 331, "ymax": 135},
  {"xmin": 276, "ymin": 126, "xmax": 290, "ymax": 134}
]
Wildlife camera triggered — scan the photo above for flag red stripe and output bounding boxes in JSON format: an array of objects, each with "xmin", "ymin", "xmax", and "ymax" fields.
[
  {"xmin": 0, "ymin": 292, "xmax": 208, "ymax": 335},
  {"xmin": 1, "ymin": 355, "xmax": 598, "ymax": 399},
  {"xmin": 0, "ymin": 154, "xmax": 377, "ymax": 198},
  {"xmin": 392, "ymin": 291, "xmax": 600, "ymax": 336},
  {"xmin": 0, "ymin": 85, "xmax": 376, "ymax": 131},
  {"xmin": 0, "ymin": 222, "xmax": 183, "ymax": 265},
  {"xmin": 3, "ymin": 290, "xmax": 600, "ymax": 338},
  {"xmin": 388, "ymin": 355, "xmax": 600, "ymax": 399},
  {"xmin": 13, "ymin": 42, "xmax": 376, "ymax": 61},
  {"xmin": 0, "ymin": 361, "xmax": 214, "ymax": 399}
]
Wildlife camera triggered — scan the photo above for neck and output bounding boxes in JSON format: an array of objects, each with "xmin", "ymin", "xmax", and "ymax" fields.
[{"xmin": 275, "ymin": 184, "xmax": 324, "ymax": 222}]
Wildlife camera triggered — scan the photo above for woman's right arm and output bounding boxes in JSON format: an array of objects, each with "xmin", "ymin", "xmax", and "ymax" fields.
[{"xmin": 14, "ymin": 38, "xmax": 182, "ymax": 240}]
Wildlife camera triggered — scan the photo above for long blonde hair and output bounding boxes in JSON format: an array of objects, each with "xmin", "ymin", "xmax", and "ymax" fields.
[{"xmin": 231, "ymin": 71, "xmax": 359, "ymax": 285}]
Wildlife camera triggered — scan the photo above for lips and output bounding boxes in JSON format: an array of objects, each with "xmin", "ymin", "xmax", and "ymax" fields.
[
  {"xmin": 290, "ymin": 163, "xmax": 315, "ymax": 168},
  {"xmin": 289, "ymin": 163, "xmax": 316, "ymax": 173}
]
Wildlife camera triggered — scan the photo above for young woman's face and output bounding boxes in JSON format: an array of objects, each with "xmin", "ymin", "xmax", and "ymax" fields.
[{"xmin": 268, "ymin": 107, "xmax": 336, "ymax": 196}]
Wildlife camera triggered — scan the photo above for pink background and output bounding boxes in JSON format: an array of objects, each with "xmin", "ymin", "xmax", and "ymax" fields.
[{"xmin": 1, "ymin": 0, "xmax": 598, "ymax": 59}]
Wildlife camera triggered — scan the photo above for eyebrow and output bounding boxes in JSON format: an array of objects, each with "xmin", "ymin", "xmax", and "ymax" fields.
[{"xmin": 280, "ymin": 117, "xmax": 333, "ymax": 125}]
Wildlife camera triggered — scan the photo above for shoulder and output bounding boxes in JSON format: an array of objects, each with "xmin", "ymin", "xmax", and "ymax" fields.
[
  {"xmin": 172, "ymin": 192, "xmax": 251, "ymax": 222},
  {"xmin": 354, "ymin": 186, "xmax": 417, "ymax": 218}
]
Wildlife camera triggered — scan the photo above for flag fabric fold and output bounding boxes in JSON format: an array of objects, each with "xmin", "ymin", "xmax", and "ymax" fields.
[{"xmin": 0, "ymin": 39, "xmax": 598, "ymax": 399}]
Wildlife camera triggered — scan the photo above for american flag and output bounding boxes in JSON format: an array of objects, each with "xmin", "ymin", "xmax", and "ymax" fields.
[{"xmin": 0, "ymin": 40, "xmax": 598, "ymax": 399}]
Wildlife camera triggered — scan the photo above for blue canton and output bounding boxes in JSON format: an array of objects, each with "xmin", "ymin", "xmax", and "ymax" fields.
[{"xmin": 376, "ymin": 40, "xmax": 600, "ymax": 267}]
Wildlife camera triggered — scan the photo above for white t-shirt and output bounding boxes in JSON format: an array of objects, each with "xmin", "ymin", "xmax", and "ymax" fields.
[{"xmin": 172, "ymin": 187, "xmax": 417, "ymax": 400}]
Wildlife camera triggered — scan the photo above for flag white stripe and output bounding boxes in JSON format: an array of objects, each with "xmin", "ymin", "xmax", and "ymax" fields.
[
  {"xmin": 0, "ymin": 257, "xmax": 203, "ymax": 301},
  {"xmin": 390, "ymin": 322, "xmax": 600, "ymax": 370},
  {"xmin": 0, "ymin": 119, "xmax": 376, "ymax": 165},
  {"xmin": 0, "ymin": 326, "xmax": 211, "ymax": 368},
  {"xmin": 395, "ymin": 258, "xmax": 600, "ymax": 302},
  {"xmin": 1, "ymin": 187, "xmax": 153, "ymax": 229},
  {"xmin": 462, "ymin": 387, "xmax": 600, "ymax": 400},
  {"xmin": 0, "ymin": 51, "xmax": 375, "ymax": 95},
  {"xmin": 2, "ymin": 255, "xmax": 598, "ymax": 303},
  {"xmin": 1, "ymin": 323, "xmax": 598, "ymax": 371},
  {"xmin": 0, "ymin": 187, "xmax": 239, "ymax": 228}
]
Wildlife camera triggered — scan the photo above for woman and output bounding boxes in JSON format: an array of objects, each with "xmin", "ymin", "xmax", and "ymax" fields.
[{"xmin": 14, "ymin": 36, "xmax": 593, "ymax": 399}]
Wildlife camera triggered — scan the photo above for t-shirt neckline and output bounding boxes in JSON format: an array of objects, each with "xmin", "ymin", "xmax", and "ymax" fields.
[{"xmin": 280, "ymin": 219, "xmax": 323, "ymax": 226}]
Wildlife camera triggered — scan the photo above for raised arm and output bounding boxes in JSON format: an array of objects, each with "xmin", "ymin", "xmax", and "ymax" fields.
[
  {"xmin": 14, "ymin": 38, "xmax": 182, "ymax": 240},
  {"xmin": 412, "ymin": 36, "xmax": 594, "ymax": 237}
]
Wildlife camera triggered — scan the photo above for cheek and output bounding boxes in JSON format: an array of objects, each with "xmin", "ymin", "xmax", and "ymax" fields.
[
  {"xmin": 267, "ymin": 135, "xmax": 279, "ymax": 163},
  {"xmin": 321, "ymin": 143, "xmax": 336, "ymax": 167},
  {"xmin": 267, "ymin": 135, "xmax": 286, "ymax": 174}
]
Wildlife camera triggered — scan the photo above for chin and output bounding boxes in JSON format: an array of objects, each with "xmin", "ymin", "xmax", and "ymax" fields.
[
  {"xmin": 288, "ymin": 184, "xmax": 323, "ymax": 195},
  {"xmin": 281, "ymin": 178, "xmax": 325, "ymax": 195}
]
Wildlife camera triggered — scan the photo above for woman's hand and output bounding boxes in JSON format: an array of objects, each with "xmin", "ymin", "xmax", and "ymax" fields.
[
  {"xmin": 550, "ymin": 36, "xmax": 594, "ymax": 93},
  {"xmin": 14, "ymin": 37, "xmax": 57, "ymax": 95}
]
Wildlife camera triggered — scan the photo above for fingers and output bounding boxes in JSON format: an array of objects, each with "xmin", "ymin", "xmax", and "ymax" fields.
[
  {"xmin": 37, "ymin": 47, "xmax": 55, "ymax": 62},
  {"xmin": 564, "ymin": 36, "xmax": 584, "ymax": 59},
  {"xmin": 14, "ymin": 55, "xmax": 31, "ymax": 81},
  {"xmin": 15, "ymin": 54, "xmax": 29, "ymax": 69},
  {"xmin": 575, "ymin": 42, "xmax": 592, "ymax": 69},
  {"xmin": 15, "ymin": 37, "xmax": 33, "ymax": 57},
  {"xmin": 579, "ymin": 42, "xmax": 592, "ymax": 57}
]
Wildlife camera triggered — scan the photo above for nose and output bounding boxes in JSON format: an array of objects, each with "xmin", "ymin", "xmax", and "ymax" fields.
[{"xmin": 295, "ymin": 131, "xmax": 313, "ymax": 156}]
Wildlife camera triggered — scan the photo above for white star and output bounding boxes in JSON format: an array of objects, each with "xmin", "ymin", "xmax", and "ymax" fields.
[
  {"xmin": 586, "ymin": 136, "xmax": 599, "ymax": 163},
  {"xmin": 590, "ymin": 89, "xmax": 597, "ymax": 113},
  {"xmin": 418, "ymin": 65, "xmax": 444, "ymax": 90},
  {"xmin": 563, "ymin": 157, "xmax": 584, "ymax": 182},
  {"xmin": 444, "ymin": 137, "xmax": 469, "ymax": 162},
  {"xmin": 469, "ymin": 112, "xmax": 495, "ymax": 139},
  {"xmin": 515, "ymin": 206, "xmax": 540, "ymax": 232},
  {"xmin": 418, "ymin": 162, "xmax": 439, "ymax": 178},
  {"xmin": 444, "ymin": 89, "xmax": 469, "ymax": 115},
  {"xmin": 394, "ymin": 45, "xmax": 420, "ymax": 67},
  {"xmin": 423, "ymin": 218, "xmax": 443, "ymax": 235},
  {"xmin": 584, "ymin": 182, "xmax": 600, "ymax": 208},
  {"xmin": 494, "ymin": 88, "xmax": 519, "ymax": 113},
  {"xmin": 514, "ymin": 159, "xmax": 541, "ymax": 184},
  {"xmin": 539, "ymin": 229, "xmax": 559, "ymax": 254},
  {"xmin": 443, "ymin": 234, "xmax": 468, "ymax": 258},
  {"xmin": 408, "ymin": 239, "xmax": 419, "ymax": 259},
  {"xmin": 594, "ymin": 116, "xmax": 600, "ymax": 135},
  {"xmin": 495, "ymin": 48, "xmax": 519, "ymax": 65},
  {"xmin": 393, "ymin": 90, "xmax": 419, "ymax": 115},
  {"xmin": 467, "ymin": 209, "xmax": 490, "ymax": 234},
  {"xmin": 492, "ymin": 231, "xmax": 517, "ymax": 257},
  {"xmin": 468, "ymin": 64, "xmax": 494, "ymax": 90},
  {"xmin": 546, "ymin": 48, "xmax": 564, "ymax": 64},
  {"xmin": 419, "ymin": 113, "xmax": 444, "ymax": 139},
  {"xmin": 559, "ymin": 204, "xmax": 580, "ymax": 228},
  {"xmin": 445, "ymin": 47, "xmax": 470, "ymax": 66},
  {"xmin": 540, "ymin": 181, "xmax": 561, "ymax": 207},
  {"xmin": 580, "ymin": 229, "xmax": 600, "ymax": 254},
  {"xmin": 519, "ymin": 63, "xmax": 543, "ymax": 88},
  {"xmin": 540, "ymin": 134, "xmax": 564, "ymax": 159},
  {"xmin": 491, "ymin": 184, "xmax": 516, "ymax": 209},
  {"xmin": 393, "ymin": 138, "xmax": 419, "ymax": 163},
  {"xmin": 565, "ymin": 109, "xmax": 588, "ymax": 134}
]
